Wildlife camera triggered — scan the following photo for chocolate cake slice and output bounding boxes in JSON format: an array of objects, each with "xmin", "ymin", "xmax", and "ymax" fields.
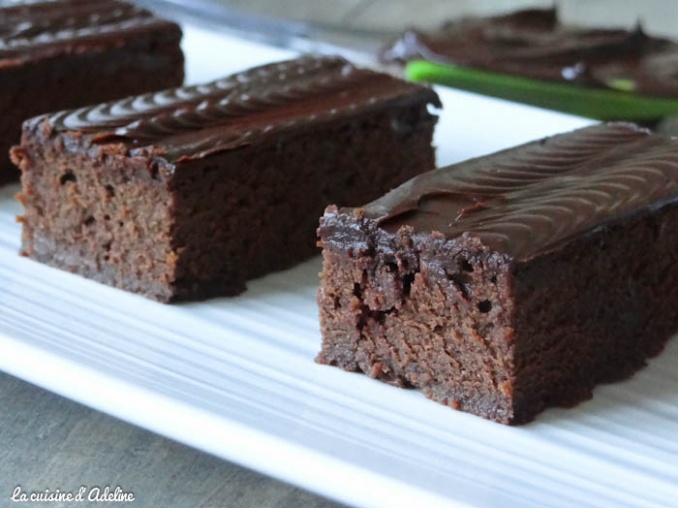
[
  {"xmin": 0, "ymin": 0, "xmax": 184, "ymax": 184},
  {"xmin": 317, "ymin": 122, "xmax": 678, "ymax": 425},
  {"xmin": 13, "ymin": 56, "xmax": 440, "ymax": 302},
  {"xmin": 380, "ymin": 7, "xmax": 678, "ymax": 97}
]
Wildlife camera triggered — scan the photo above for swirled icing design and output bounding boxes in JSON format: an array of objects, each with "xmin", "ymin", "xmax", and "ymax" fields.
[
  {"xmin": 361, "ymin": 123, "xmax": 678, "ymax": 259},
  {"xmin": 42, "ymin": 56, "xmax": 441, "ymax": 161},
  {"xmin": 0, "ymin": 0, "xmax": 177, "ymax": 58}
]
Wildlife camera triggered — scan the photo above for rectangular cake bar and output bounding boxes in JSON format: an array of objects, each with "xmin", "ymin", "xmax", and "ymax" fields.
[
  {"xmin": 13, "ymin": 55, "xmax": 441, "ymax": 302},
  {"xmin": 317, "ymin": 122, "xmax": 678, "ymax": 425},
  {"xmin": 0, "ymin": 0, "xmax": 184, "ymax": 184}
]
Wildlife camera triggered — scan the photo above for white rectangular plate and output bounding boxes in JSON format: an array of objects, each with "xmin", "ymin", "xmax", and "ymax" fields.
[{"xmin": 1, "ymin": 23, "xmax": 677, "ymax": 508}]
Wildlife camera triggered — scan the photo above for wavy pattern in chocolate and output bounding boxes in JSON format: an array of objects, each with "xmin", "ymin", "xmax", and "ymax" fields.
[
  {"xmin": 45, "ymin": 56, "xmax": 440, "ymax": 160},
  {"xmin": 0, "ymin": 0, "xmax": 177, "ymax": 58},
  {"xmin": 363, "ymin": 123, "xmax": 678, "ymax": 259},
  {"xmin": 50, "ymin": 57, "xmax": 345, "ymax": 133}
]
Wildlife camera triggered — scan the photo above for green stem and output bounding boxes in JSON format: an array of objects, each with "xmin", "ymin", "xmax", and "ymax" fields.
[{"xmin": 406, "ymin": 60, "xmax": 678, "ymax": 120}]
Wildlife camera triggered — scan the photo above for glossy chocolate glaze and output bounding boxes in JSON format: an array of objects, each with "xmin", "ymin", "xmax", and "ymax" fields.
[
  {"xmin": 381, "ymin": 8, "xmax": 678, "ymax": 97},
  {"xmin": 336, "ymin": 123, "xmax": 678, "ymax": 260},
  {"xmin": 0, "ymin": 0, "xmax": 180, "ymax": 62},
  {"xmin": 39, "ymin": 56, "xmax": 441, "ymax": 162}
]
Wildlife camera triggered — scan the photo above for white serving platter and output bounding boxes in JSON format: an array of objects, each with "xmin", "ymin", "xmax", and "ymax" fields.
[{"xmin": 1, "ymin": 23, "xmax": 677, "ymax": 508}]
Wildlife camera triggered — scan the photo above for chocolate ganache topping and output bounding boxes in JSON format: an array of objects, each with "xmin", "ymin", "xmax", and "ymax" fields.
[
  {"xmin": 40, "ymin": 56, "xmax": 441, "ymax": 162},
  {"xmin": 381, "ymin": 8, "xmax": 678, "ymax": 97},
  {"xmin": 0, "ymin": 0, "xmax": 179, "ymax": 63},
  {"xmin": 350, "ymin": 123, "xmax": 678, "ymax": 260}
]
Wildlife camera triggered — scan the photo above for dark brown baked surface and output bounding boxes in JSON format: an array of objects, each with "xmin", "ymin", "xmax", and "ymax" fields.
[
  {"xmin": 13, "ymin": 55, "xmax": 440, "ymax": 302},
  {"xmin": 0, "ymin": 0, "xmax": 184, "ymax": 184},
  {"xmin": 317, "ymin": 122, "xmax": 678, "ymax": 425}
]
